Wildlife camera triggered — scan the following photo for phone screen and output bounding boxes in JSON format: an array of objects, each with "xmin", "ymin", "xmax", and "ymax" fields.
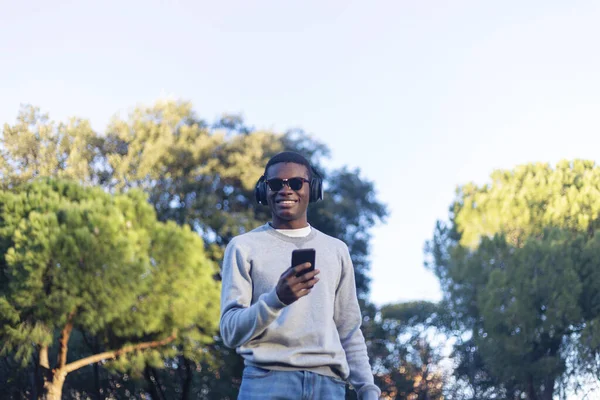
[{"xmin": 292, "ymin": 248, "xmax": 316, "ymax": 277}]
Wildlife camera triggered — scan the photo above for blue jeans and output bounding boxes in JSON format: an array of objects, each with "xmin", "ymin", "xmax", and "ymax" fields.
[{"xmin": 238, "ymin": 366, "xmax": 346, "ymax": 399}]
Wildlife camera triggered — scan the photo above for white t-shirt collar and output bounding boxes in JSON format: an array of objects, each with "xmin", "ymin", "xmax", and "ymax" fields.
[{"xmin": 273, "ymin": 224, "xmax": 312, "ymax": 238}]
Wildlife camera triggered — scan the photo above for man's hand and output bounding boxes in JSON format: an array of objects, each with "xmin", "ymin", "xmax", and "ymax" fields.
[{"xmin": 276, "ymin": 263, "xmax": 320, "ymax": 305}]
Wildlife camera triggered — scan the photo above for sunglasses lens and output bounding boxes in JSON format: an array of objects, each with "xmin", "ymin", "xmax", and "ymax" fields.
[
  {"xmin": 267, "ymin": 179, "xmax": 284, "ymax": 191},
  {"xmin": 289, "ymin": 178, "xmax": 304, "ymax": 190},
  {"xmin": 267, "ymin": 178, "xmax": 307, "ymax": 191}
]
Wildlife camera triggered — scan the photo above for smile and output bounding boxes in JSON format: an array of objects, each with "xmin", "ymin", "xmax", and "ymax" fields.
[{"xmin": 276, "ymin": 200, "xmax": 298, "ymax": 204}]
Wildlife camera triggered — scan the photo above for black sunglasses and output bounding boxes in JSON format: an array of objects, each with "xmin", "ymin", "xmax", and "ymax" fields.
[{"xmin": 266, "ymin": 177, "xmax": 310, "ymax": 191}]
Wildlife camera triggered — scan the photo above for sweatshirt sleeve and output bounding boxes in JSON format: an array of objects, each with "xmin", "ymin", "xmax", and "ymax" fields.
[
  {"xmin": 219, "ymin": 239, "xmax": 287, "ymax": 349},
  {"xmin": 334, "ymin": 244, "xmax": 381, "ymax": 400}
]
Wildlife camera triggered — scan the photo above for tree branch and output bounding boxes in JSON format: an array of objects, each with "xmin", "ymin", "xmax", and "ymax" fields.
[
  {"xmin": 64, "ymin": 330, "xmax": 177, "ymax": 374},
  {"xmin": 57, "ymin": 309, "xmax": 76, "ymax": 369}
]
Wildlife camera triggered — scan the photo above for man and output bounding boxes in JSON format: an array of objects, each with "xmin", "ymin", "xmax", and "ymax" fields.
[{"xmin": 220, "ymin": 151, "xmax": 381, "ymax": 399}]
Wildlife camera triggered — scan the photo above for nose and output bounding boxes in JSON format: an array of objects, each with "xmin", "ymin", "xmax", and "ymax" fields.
[{"xmin": 278, "ymin": 183, "xmax": 294, "ymax": 194}]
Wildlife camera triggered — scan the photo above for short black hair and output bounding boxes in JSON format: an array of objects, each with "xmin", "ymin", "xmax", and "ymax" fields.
[{"xmin": 264, "ymin": 151, "xmax": 312, "ymax": 179}]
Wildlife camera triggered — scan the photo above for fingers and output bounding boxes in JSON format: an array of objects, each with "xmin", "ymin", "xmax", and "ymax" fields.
[
  {"xmin": 292, "ymin": 268, "xmax": 319, "ymax": 285},
  {"xmin": 296, "ymin": 280, "xmax": 317, "ymax": 296},
  {"xmin": 277, "ymin": 263, "xmax": 320, "ymax": 305},
  {"xmin": 291, "ymin": 275, "xmax": 319, "ymax": 292},
  {"xmin": 296, "ymin": 269, "xmax": 319, "ymax": 283},
  {"xmin": 283, "ymin": 263, "xmax": 318, "ymax": 279},
  {"xmin": 292, "ymin": 262, "xmax": 313, "ymax": 275},
  {"xmin": 281, "ymin": 262, "xmax": 309, "ymax": 278}
]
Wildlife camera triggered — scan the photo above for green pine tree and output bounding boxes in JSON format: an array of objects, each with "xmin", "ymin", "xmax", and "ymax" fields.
[
  {"xmin": 0, "ymin": 179, "xmax": 220, "ymax": 399},
  {"xmin": 427, "ymin": 160, "xmax": 600, "ymax": 399}
]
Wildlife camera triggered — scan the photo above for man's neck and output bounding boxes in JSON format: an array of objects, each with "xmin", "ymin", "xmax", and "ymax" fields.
[{"xmin": 270, "ymin": 219, "xmax": 309, "ymax": 230}]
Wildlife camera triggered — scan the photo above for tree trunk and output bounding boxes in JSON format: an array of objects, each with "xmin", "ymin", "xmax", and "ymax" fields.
[
  {"xmin": 32, "ymin": 346, "xmax": 45, "ymax": 400},
  {"xmin": 30, "ymin": 365, "xmax": 38, "ymax": 400},
  {"xmin": 41, "ymin": 369, "xmax": 67, "ymax": 400},
  {"xmin": 39, "ymin": 310, "xmax": 76, "ymax": 400},
  {"xmin": 37, "ymin": 331, "xmax": 177, "ymax": 400},
  {"xmin": 181, "ymin": 357, "xmax": 194, "ymax": 400},
  {"xmin": 94, "ymin": 362, "xmax": 102, "ymax": 400},
  {"xmin": 145, "ymin": 366, "xmax": 165, "ymax": 400},
  {"xmin": 527, "ymin": 375, "xmax": 538, "ymax": 400},
  {"xmin": 151, "ymin": 367, "xmax": 168, "ymax": 400}
]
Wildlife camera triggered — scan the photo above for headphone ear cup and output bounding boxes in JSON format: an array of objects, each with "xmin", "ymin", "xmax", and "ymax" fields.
[
  {"xmin": 254, "ymin": 184, "xmax": 261, "ymax": 204},
  {"xmin": 259, "ymin": 182, "xmax": 267, "ymax": 205},
  {"xmin": 309, "ymin": 168, "xmax": 323, "ymax": 203},
  {"xmin": 254, "ymin": 176, "xmax": 267, "ymax": 205},
  {"xmin": 310, "ymin": 176, "xmax": 323, "ymax": 203}
]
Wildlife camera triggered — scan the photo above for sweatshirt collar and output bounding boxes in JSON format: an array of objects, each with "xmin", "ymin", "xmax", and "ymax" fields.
[{"xmin": 264, "ymin": 223, "xmax": 318, "ymax": 244}]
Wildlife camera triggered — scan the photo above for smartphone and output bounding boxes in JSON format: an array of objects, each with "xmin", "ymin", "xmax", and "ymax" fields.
[{"xmin": 292, "ymin": 248, "xmax": 316, "ymax": 277}]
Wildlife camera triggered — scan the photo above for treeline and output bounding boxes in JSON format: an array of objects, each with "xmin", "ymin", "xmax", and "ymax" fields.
[
  {"xmin": 0, "ymin": 102, "xmax": 441, "ymax": 400},
  {"xmin": 1, "ymin": 101, "xmax": 599, "ymax": 399}
]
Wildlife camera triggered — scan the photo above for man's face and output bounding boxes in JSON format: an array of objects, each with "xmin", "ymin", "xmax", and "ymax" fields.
[{"xmin": 265, "ymin": 162, "xmax": 311, "ymax": 229}]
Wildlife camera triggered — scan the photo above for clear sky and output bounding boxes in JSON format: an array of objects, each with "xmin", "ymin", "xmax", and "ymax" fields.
[{"xmin": 2, "ymin": 0, "xmax": 600, "ymax": 306}]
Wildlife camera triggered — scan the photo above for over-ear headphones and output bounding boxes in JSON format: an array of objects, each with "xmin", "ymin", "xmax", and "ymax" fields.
[{"xmin": 254, "ymin": 167, "xmax": 323, "ymax": 205}]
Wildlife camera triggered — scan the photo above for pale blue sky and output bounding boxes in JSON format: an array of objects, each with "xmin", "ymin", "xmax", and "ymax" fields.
[{"xmin": 2, "ymin": 0, "xmax": 600, "ymax": 306}]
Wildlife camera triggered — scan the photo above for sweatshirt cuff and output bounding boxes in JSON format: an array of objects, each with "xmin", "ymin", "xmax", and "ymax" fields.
[{"xmin": 263, "ymin": 288, "xmax": 287, "ymax": 310}]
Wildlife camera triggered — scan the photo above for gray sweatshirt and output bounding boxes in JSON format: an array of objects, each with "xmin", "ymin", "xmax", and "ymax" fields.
[{"xmin": 220, "ymin": 223, "xmax": 381, "ymax": 400}]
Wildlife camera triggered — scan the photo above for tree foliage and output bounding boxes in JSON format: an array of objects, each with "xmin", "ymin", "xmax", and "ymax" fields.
[
  {"xmin": 0, "ymin": 107, "xmax": 101, "ymax": 187},
  {"xmin": 0, "ymin": 101, "xmax": 397, "ymax": 399},
  {"xmin": 0, "ymin": 178, "xmax": 220, "ymax": 399},
  {"xmin": 368, "ymin": 301, "xmax": 447, "ymax": 400},
  {"xmin": 427, "ymin": 160, "xmax": 600, "ymax": 399}
]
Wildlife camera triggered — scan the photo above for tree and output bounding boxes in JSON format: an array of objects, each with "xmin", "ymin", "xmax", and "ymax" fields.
[
  {"xmin": 0, "ymin": 106, "xmax": 101, "ymax": 188},
  {"xmin": 0, "ymin": 179, "xmax": 220, "ymax": 399},
  {"xmin": 102, "ymin": 101, "xmax": 282, "ymax": 249},
  {"xmin": 427, "ymin": 160, "xmax": 600, "ymax": 399},
  {"xmin": 0, "ymin": 101, "xmax": 389, "ymax": 398}
]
